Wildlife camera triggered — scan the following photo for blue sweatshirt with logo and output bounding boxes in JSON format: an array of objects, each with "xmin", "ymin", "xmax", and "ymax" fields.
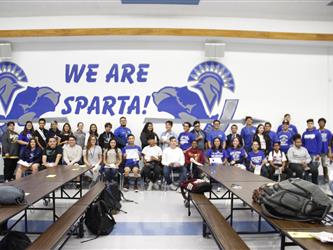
[
  {"xmin": 302, "ymin": 128, "xmax": 322, "ymax": 156},
  {"xmin": 318, "ymin": 129, "xmax": 332, "ymax": 154},
  {"xmin": 240, "ymin": 126, "xmax": 256, "ymax": 151}
]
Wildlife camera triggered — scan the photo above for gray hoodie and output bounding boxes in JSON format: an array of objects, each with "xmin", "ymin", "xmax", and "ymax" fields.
[
  {"xmin": 287, "ymin": 145, "xmax": 311, "ymax": 164},
  {"xmin": 2, "ymin": 130, "xmax": 20, "ymax": 157}
]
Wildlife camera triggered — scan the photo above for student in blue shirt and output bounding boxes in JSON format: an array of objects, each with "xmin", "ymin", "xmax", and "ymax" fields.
[
  {"xmin": 302, "ymin": 119, "xmax": 322, "ymax": 174},
  {"xmin": 277, "ymin": 120, "xmax": 293, "ymax": 154},
  {"xmin": 122, "ymin": 134, "xmax": 142, "ymax": 192},
  {"xmin": 178, "ymin": 122, "xmax": 196, "ymax": 152},
  {"xmin": 240, "ymin": 116, "xmax": 256, "ymax": 152},
  {"xmin": 318, "ymin": 118, "xmax": 332, "ymax": 183},
  {"xmin": 226, "ymin": 137, "xmax": 247, "ymax": 170},
  {"xmin": 264, "ymin": 122, "xmax": 278, "ymax": 148},
  {"xmin": 17, "ymin": 121, "xmax": 35, "ymax": 156},
  {"xmin": 247, "ymin": 141, "xmax": 267, "ymax": 176},
  {"xmin": 207, "ymin": 120, "xmax": 226, "ymax": 149},
  {"xmin": 277, "ymin": 113, "xmax": 298, "ymax": 135},
  {"xmin": 16, "ymin": 138, "xmax": 42, "ymax": 180},
  {"xmin": 114, "ymin": 116, "xmax": 132, "ymax": 149},
  {"xmin": 205, "ymin": 137, "xmax": 228, "ymax": 165}
]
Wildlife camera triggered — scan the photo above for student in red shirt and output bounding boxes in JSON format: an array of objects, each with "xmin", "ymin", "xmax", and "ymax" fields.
[{"xmin": 184, "ymin": 140, "xmax": 205, "ymax": 179}]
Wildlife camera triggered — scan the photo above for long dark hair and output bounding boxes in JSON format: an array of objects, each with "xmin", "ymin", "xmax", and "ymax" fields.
[
  {"xmin": 141, "ymin": 122, "xmax": 153, "ymax": 134},
  {"xmin": 106, "ymin": 138, "xmax": 120, "ymax": 161},
  {"xmin": 212, "ymin": 137, "xmax": 223, "ymax": 152},
  {"xmin": 62, "ymin": 123, "xmax": 72, "ymax": 134},
  {"xmin": 22, "ymin": 121, "xmax": 34, "ymax": 136},
  {"xmin": 255, "ymin": 124, "xmax": 264, "ymax": 135},
  {"xmin": 89, "ymin": 124, "xmax": 99, "ymax": 137},
  {"xmin": 231, "ymin": 137, "xmax": 242, "ymax": 149},
  {"xmin": 27, "ymin": 138, "xmax": 38, "ymax": 150}
]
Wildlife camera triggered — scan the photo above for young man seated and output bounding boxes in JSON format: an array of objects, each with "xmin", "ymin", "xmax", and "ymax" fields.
[
  {"xmin": 122, "ymin": 134, "xmax": 142, "ymax": 192},
  {"xmin": 162, "ymin": 137, "xmax": 186, "ymax": 191},
  {"xmin": 247, "ymin": 141, "xmax": 267, "ymax": 176},
  {"xmin": 42, "ymin": 137, "xmax": 63, "ymax": 168},
  {"xmin": 184, "ymin": 140, "xmax": 205, "ymax": 179},
  {"xmin": 287, "ymin": 134, "xmax": 318, "ymax": 184},
  {"xmin": 267, "ymin": 141, "xmax": 288, "ymax": 181},
  {"xmin": 141, "ymin": 135, "xmax": 163, "ymax": 191},
  {"xmin": 16, "ymin": 138, "xmax": 42, "ymax": 179},
  {"xmin": 63, "ymin": 135, "xmax": 83, "ymax": 166}
]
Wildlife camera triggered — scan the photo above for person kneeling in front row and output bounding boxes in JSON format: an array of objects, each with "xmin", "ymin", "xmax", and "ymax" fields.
[
  {"xmin": 162, "ymin": 137, "xmax": 186, "ymax": 191},
  {"xmin": 142, "ymin": 135, "xmax": 163, "ymax": 191}
]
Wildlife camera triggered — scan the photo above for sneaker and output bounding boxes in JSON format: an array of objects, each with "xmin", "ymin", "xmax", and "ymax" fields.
[
  {"xmin": 153, "ymin": 183, "xmax": 159, "ymax": 190},
  {"xmin": 134, "ymin": 184, "xmax": 139, "ymax": 192},
  {"xmin": 147, "ymin": 181, "xmax": 153, "ymax": 191},
  {"xmin": 217, "ymin": 187, "xmax": 222, "ymax": 192},
  {"xmin": 123, "ymin": 184, "xmax": 129, "ymax": 192},
  {"xmin": 170, "ymin": 184, "xmax": 178, "ymax": 191}
]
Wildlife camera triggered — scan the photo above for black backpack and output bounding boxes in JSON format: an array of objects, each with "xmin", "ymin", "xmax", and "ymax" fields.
[
  {"xmin": 254, "ymin": 178, "xmax": 332, "ymax": 222},
  {"xmin": 84, "ymin": 200, "xmax": 116, "ymax": 236},
  {"xmin": 0, "ymin": 231, "xmax": 31, "ymax": 250}
]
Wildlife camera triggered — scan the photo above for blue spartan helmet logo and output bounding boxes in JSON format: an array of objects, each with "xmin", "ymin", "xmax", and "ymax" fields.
[
  {"xmin": 0, "ymin": 62, "xmax": 61, "ymax": 136},
  {"xmin": 152, "ymin": 61, "xmax": 235, "ymax": 122}
]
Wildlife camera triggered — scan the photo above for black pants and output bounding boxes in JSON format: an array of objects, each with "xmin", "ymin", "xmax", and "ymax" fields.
[
  {"xmin": 141, "ymin": 162, "xmax": 162, "ymax": 183},
  {"xmin": 288, "ymin": 163, "xmax": 318, "ymax": 184},
  {"xmin": 4, "ymin": 158, "xmax": 18, "ymax": 181},
  {"xmin": 186, "ymin": 163, "xmax": 202, "ymax": 179}
]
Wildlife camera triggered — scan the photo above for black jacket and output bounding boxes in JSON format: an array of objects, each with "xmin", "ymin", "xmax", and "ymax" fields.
[
  {"xmin": 253, "ymin": 133, "xmax": 271, "ymax": 155},
  {"xmin": 226, "ymin": 133, "xmax": 243, "ymax": 148},
  {"xmin": 98, "ymin": 132, "xmax": 115, "ymax": 149},
  {"xmin": 140, "ymin": 131, "xmax": 160, "ymax": 149}
]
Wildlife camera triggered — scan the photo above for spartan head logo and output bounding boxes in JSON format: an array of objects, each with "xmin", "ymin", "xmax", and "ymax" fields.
[
  {"xmin": 152, "ymin": 61, "xmax": 236, "ymax": 124},
  {"xmin": 0, "ymin": 61, "xmax": 61, "ymax": 136},
  {"xmin": 0, "ymin": 62, "xmax": 27, "ymax": 113}
]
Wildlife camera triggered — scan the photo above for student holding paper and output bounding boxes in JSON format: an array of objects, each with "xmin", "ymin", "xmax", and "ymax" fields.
[
  {"xmin": 205, "ymin": 137, "xmax": 228, "ymax": 165},
  {"xmin": 247, "ymin": 141, "xmax": 267, "ymax": 175},
  {"xmin": 226, "ymin": 137, "xmax": 247, "ymax": 170},
  {"xmin": 184, "ymin": 140, "xmax": 205, "ymax": 179},
  {"xmin": 16, "ymin": 138, "xmax": 42, "ymax": 179},
  {"xmin": 103, "ymin": 138, "xmax": 122, "ymax": 182}
]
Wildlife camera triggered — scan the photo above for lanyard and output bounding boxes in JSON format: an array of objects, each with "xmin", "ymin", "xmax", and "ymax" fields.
[{"xmin": 89, "ymin": 146, "xmax": 96, "ymax": 159}]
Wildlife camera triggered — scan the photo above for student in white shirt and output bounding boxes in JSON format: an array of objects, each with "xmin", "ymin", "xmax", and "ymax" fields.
[
  {"xmin": 266, "ymin": 141, "xmax": 288, "ymax": 180},
  {"xmin": 142, "ymin": 135, "xmax": 162, "ymax": 191},
  {"xmin": 162, "ymin": 136, "xmax": 186, "ymax": 191},
  {"xmin": 63, "ymin": 135, "xmax": 82, "ymax": 166}
]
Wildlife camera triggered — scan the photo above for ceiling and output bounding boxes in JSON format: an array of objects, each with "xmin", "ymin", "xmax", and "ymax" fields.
[{"xmin": 0, "ymin": 0, "xmax": 333, "ymax": 21}]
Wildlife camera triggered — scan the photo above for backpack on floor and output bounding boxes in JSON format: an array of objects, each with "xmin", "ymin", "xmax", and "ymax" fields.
[
  {"xmin": 0, "ymin": 231, "xmax": 31, "ymax": 250},
  {"xmin": 180, "ymin": 179, "xmax": 212, "ymax": 194},
  {"xmin": 84, "ymin": 200, "xmax": 116, "ymax": 236},
  {"xmin": 253, "ymin": 178, "xmax": 332, "ymax": 222},
  {"xmin": 98, "ymin": 182, "xmax": 135, "ymax": 214}
]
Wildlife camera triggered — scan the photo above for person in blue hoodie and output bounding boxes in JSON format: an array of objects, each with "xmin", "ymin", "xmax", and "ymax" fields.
[
  {"xmin": 247, "ymin": 141, "xmax": 267, "ymax": 176},
  {"xmin": 277, "ymin": 114, "xmax": 298, "ymax": 135},
  {"xmin": 15, "ymin": 138, "xmax": 42, "ymax": 179},
  {"xmin": 178, "ymin": 122, "xmax": 196, "ymax": 152},
  {"xmin": 302, "ymin": 119, "xmax": 322, "ymax": 182},
  {"xmin": 240, "ymin": 116, "xmax": 256, "ymax": 152},
  {"xmin": 277, "ymin": 120, "xmax": 293, "ymax": 154},
  {"xmin": 318, "ymin": 118, "xmax": 332, "ymax": 183},
  {"xmin": 114, "ymin": 116, "xmax": 132, "ymax": 149}
]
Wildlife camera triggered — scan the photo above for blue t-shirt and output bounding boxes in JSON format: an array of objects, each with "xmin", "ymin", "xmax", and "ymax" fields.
[
  {"xmin": 122, "ymin": 145, "xmax": 142, "ymax": 167},
  {"xmin": 114, "ymin": 126, "xmax": 132, "ymax": 148},
  {"xmin": 240, "ymin": 126, "xmax": 256, "ymax": 151},
  {"xmin": 227, "ymin": 148, "xmax": 247, "ymax": 164},
  {"xmin": 178, "ymin": 132, "xmax": 196, "ymax": 151},
  {"xmin": 277, "ymin": 131, "xmax": 293, "ymax": 153},
  {"xmin": 207, "ymin": 129, "xmax": 226, "ymax": 145},
  {"xmin": 277, "ymin": 124, "xmax": 298, "ymax": 136},
  {"xmin": 319, "ymin": 129, "xmax": 332, "ymax": 154},
  {"xmin": 206, "ymin": 148, "xmax": 227, "ymax": 161},
  {"xmin": 247, "ymin": 150, "xmax": 266, "ymax": 166},
  {"xmin": 267, "ymin": 131, "xmax": 278, "ymax": 145},
  {"xmin": 18, "ymin": 131, "xmax": 34, "ymax": 154}
]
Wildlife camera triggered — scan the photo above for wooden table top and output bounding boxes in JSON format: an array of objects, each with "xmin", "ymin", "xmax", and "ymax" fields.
[{"xmin": 0, "ymin": 165, "xmax": 94, "ymax": 224}]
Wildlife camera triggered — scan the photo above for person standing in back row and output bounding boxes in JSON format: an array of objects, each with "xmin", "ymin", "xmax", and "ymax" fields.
[
  {"xmin": 240, "ymin": 116, "xmax": 256, "ymax": 152},
  {"xmin": 207, "ymin": 120, "xmax": 226, "ymax": 149},
  {"xmin": 114, "ymin": 117, "xmax": 132, "ymax": 149},
  {"xmin": 277, "ymin": 114, "xmax": 298, "ymax": 136},
  {"xmin": 34, "ymin": 118, "xmax": 49, "ymax": 150},
  {"xmin": 74, "ymin": 122, "xmax": 86, "ymax": 150},
  {"xmin": 98, "ymin": 122, "xmax": 114, "ymax": 150},
  {"xmin": 317, "ymin": 118, "xmax": 332, "ymax": 183},
  {"xmin": 160, "ymin": 120, "xmax": 177, "ymax": 150},
  {"xmin": 2, "ymin": 122, "xmax": 19, "ymax": 181},
  {"xmin": 190, "ymin": 120, "xmax": 206, "ymax": 151}
]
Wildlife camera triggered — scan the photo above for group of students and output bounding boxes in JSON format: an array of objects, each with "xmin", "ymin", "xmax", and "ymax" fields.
[{"xmin": 1, "ymin": 114, "xmax": 332, "ymax": 191}]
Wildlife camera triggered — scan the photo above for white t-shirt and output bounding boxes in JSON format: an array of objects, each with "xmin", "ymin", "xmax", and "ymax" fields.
[
  {"xmin": 258, "ymin": 134, "xmax": 266, "ymax": 150},
  {"xmin": 268, "ymin": 150, "xmax": 287, "ymax": 165},
  {"xmin": 161, "ymin": 147, "xmax": 185, "ymax": 166},
  {"xmin": 142, "ymin": 145, "xmax": 162, "ymax": 161}
]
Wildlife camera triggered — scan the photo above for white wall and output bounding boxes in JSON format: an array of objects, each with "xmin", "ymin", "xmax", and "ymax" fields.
[{"xmin": 0, "ymin": 38, "xmax": 331, "ymax": 140}]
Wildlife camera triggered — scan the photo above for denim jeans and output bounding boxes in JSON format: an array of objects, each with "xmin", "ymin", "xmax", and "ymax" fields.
[{"xmin": 163, "ymin": 165, "xmax": 187, "ymax": 185}]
